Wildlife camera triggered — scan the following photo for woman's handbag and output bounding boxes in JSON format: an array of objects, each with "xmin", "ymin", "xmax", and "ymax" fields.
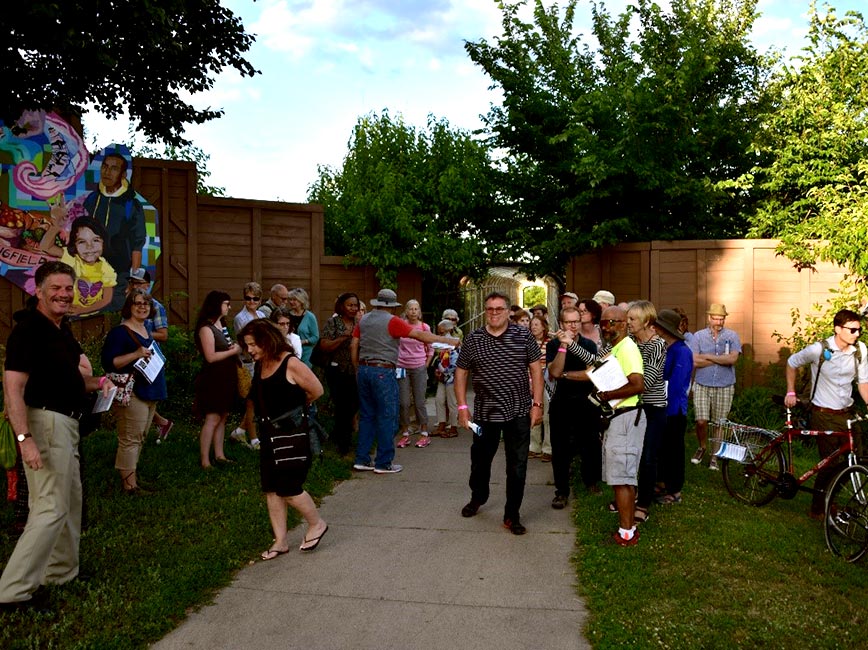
[
  {"xmin": 262, "ymin": 408, "xmax": 312, "ymax": 468},
  {"xmin": 309, "ymin": 342, "xmax": 328, "ymax": 368},
  {"xmin": 107, "ymin": 372, "xmax": 135, "ymax": 407}
]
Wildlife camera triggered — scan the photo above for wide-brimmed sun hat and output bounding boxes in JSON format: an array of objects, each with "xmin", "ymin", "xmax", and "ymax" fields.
[
  {"xmin": 370, "ymin": 288, "xmax": 401, "ymax": 307},
  {"xmin": 652, "ymin": 309, "xmax": 685, "ymax": 341}
]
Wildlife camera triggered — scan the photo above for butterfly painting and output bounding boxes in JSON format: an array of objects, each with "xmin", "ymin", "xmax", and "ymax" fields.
[{"xmin": 77, "ymin": 280, "xmax": 103, "ymax": 306}]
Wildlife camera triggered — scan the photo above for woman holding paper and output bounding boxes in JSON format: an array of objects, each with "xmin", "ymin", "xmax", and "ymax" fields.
[{"xmin": 101, "ymin": 289, "xmax": 168, "ymax": 494}]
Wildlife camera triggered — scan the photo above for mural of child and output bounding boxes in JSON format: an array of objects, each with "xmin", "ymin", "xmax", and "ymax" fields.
[{"xmin": 43, "ymin": 216, "xmax": 117, "ymax": 315}]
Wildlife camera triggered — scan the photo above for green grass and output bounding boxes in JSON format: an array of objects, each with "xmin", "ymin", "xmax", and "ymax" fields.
[
  {"xmin": 0, "ymin": 417, "xmax": 350, "ymax": 649},
  {"xmin": 574, "ymin": 436, "xmax": 868, "ymax": 649}
]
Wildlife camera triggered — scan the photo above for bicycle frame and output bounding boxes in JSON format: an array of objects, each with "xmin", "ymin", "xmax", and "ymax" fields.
[{"xmin": 719, "ymin": 407, "xmax": 863, "ymax": 505}]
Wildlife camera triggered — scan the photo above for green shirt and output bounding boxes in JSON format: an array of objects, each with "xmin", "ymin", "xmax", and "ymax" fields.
[{"xmin": 609, "ymin": 336, "xmax": 644, "ymax": 408}]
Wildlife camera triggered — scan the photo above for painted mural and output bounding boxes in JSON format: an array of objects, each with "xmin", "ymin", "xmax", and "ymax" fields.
[{"xmin": 0, "ymin": 110, "xmax": 161, "ymax": 316}]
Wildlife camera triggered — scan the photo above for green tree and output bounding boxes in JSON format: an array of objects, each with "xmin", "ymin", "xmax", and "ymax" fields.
[
  {"xmin": 743, "ymin": 3, "xmax": 868, "ymax": 278},
  {"xmin": 2, "ymin": 1, "xmax": 257, "ymax": 146},
  {"xmin": 465, "ymin": 0, "xmax": 770, "ymax": 276},
  {"xmin": 308, "ymin": 111, "xmax": 503, "ymax": 287}
]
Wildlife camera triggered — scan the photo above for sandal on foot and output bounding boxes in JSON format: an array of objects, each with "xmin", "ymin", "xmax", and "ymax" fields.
[
  {"xmin": 607, "ymin": 500, "xmax": 618, "ymax": 512},
  {"xmin": 656, "ymin": 493, "xmax": 683, "ymax": 505},
  {"xmin": 261, "ymin": 547, "xmax": 289, "ymax": 561},
  {"xmin": 300, "ymin": 525, "xmax": 329, "ymax": 552},
  {"xmin": 634, "ymin": 507, "xmax": 650, "ymax": 524}
]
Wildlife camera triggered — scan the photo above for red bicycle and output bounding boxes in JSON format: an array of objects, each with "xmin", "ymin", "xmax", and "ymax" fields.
[{"xmin": 714, "ymin": 400, "xmax": 868, "ymax": 561}]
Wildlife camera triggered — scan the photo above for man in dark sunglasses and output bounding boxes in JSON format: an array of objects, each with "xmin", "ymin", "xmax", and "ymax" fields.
[{"xmin": 784, "ymin": 308, "xmax": 868, "ymax": 519}]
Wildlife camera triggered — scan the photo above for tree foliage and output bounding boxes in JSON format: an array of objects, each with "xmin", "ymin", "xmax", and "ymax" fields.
[
  {"xmin": 742, "ymin": 3, "xmax": 868, "ymax": 278},
  {"xmin": 309, "ymin": 112, "xmax": 503, "ymax": 287},
  {"xmin": 465, "ymin": 0, "xmax": 771, "ymax": 275},
  {"xmin": 2, "ymin": 1, "xmax": 258, "ymax": 146}
]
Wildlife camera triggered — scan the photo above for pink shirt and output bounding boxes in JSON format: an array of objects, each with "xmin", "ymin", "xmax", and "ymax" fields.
[{"xmin": 397, "ymin": 321, "xmax": 431, "ymax": 368}]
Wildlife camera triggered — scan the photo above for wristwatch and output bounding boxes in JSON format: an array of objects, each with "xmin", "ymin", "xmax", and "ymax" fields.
[{"xmin": 16, "ymin": 432, "xmax": 32, "ymax": 443}]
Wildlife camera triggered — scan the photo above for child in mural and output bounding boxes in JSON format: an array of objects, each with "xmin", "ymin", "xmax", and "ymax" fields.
[{"xmin": 41, "ymin": 216, "xmax": 117, "ymax": 315}]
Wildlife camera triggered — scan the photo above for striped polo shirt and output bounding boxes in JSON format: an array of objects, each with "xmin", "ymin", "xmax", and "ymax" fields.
[{"xmin": 457, "ymin": 323, "xmax": 541, "ymax": 422}]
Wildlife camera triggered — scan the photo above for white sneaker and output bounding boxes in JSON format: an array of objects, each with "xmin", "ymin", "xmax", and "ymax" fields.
[
  {"xmin": 249, "ymin": 438, "xmax": 260, "ymax": 450},
  {"xmin": 373, "ymin": 464, "xmax": 403, "ymax": 474},
  {"xmin": 230, "ymin": 428, "xmax": 248, "ymax": 445},
  {"xmin": 709, "ymin": 456, "xmax": 720, "ymax": 471}
]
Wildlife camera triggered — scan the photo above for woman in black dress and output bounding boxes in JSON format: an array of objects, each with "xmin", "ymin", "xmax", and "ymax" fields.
[
  {"xmin": 194, "ymin": 290, "xmax": 240, "ymax": 469},
  {"xmin": 318, "ymin": 292, "xmax": 360, "ymax": 455},
  {"xmin": 239, "ymin": 319, "xmax": 328, "ymax": 557}
]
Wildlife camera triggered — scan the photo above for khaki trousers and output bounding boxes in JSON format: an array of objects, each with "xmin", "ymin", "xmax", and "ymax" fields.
[
  {"xmin": 0, "ymin": 408, "xmax": 82, "ymax": 603},
  {"xmin": 114, "ymin": 393, "xmax": 156, "ymax": 473}
]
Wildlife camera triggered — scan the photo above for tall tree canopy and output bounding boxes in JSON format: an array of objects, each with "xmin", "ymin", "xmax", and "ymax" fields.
[
  {"xmin": 309, "ymin": 112, "xmax": 503, "ymax": 287},
  {"xmin": 742, "ymin": 4, "xmax": 868, "ymax": 278},
  {"xmin": 465, "ymin": 0, "xmax": 771, "ymax": 275},
  {"xmin": 2, "ymin": 1, "xmax": 258, "ymax": 145}
]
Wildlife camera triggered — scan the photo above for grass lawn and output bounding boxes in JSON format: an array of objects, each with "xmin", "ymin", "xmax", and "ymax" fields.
[
  {"xmin": 575, "ymin": 440, "xmax": 868, "ymax": 649},
  {"xmin": 1, "ymin": 412, "xmax": 867, "ymax": 648},
  {"xmin": 0, "ymin": 418, "xmax": 350, "ymax": 649}
]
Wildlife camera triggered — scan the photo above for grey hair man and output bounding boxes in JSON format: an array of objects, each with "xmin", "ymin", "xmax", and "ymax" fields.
[{"xmin": 0, "ymin": 262, "xmax": 115, "ymax": 611}]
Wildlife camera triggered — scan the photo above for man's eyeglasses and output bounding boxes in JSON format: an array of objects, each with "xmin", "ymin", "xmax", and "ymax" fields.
[
  {"xmin": 600, "ymin": 319, "xmax": 625, "ymax": 326},
  {"xmin": 244, "ymin": 295, "xmax": 260, "ymax": 302},
  {"xmin": 485, "ymin": 307, "xmax": 506, "ymax": 314},
  {"xmin": 841, "ymin": 326, "xmax": 862, "ymax": 335}
]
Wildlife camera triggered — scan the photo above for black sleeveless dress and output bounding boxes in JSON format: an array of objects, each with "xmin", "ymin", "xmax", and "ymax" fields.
[{"xmin": 252, "ymin": 354, "xmax": 311, "ymax": 497}]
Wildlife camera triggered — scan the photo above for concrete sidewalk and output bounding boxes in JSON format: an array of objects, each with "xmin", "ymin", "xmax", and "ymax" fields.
[{"xmin": 154, "ymin": 421, "xmax": 590, "ymax": 649}]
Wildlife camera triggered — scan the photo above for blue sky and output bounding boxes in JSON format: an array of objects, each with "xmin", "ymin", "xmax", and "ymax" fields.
[{"xmin": 84, "ymin": 0, "xmax": 856, "ymax": 202}]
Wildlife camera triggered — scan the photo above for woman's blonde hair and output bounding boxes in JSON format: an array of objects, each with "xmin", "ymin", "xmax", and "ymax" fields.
[{"xmin": 627, "ymin": 300, "xmax": 657, "ymax": 329}]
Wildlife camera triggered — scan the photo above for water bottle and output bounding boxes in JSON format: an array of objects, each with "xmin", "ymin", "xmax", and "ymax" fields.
[{"xmin": 725, "ymin": 341, "xmax": 731, "ymax": 355}]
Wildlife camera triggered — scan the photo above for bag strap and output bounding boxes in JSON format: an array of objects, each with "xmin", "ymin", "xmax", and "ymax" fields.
[{"xmin": 811, "ymin": 338, "xmax": 864, "ymax": 402}]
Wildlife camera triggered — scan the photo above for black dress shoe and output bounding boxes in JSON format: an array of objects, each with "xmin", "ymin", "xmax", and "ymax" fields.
[
  {"xmin": 461, "ymin": 500, "xmax": 482, "ymax": 517},
  {"xmin": 503, "ymin": 518, "xmax": 527, "ymax": 535},
  {"xmin": 0, "ymin": 592, "xmax": 52, "ymax": 615}
]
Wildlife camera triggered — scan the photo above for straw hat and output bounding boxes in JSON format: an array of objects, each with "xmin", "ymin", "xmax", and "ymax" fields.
[{"xmin": 706, "ymin": 304, "xmax": 728, "ymax": 317}]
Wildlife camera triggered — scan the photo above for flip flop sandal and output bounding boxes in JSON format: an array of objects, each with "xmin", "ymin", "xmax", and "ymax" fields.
[
  {"xmin": 300, "ymin": 524, "xmax": 329, "ymax": 552},
  {"xmin": 261, "ymin": 547, "xmax": 289, "ymax": 561}
]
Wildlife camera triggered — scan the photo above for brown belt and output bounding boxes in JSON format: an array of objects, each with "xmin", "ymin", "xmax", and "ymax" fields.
[
  {"xmin": 359, "ymin": 359, "xmax": 396, "ymax": 369},
  {"xmin": 811, "ymin": 404, "xmax": 852, "ymax": 415}
]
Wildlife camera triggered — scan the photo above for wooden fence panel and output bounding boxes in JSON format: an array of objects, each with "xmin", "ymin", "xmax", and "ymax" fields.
[{"xmin": 567, "ymin": 239, "xmax": 849, "ymax": 381}]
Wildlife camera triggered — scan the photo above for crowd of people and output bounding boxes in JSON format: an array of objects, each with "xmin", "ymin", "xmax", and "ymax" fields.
[{"xmin": 4, "ymin": 260, "xmax": 865, "ymax": 611}]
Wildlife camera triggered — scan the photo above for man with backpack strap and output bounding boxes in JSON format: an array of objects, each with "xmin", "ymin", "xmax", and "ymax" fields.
[{"xmin": 784, "ymin": 308, "xmax": 868, "ymax": 520}]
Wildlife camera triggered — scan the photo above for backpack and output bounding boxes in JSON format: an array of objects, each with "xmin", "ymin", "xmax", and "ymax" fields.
[{"xmin": 810, "ymin": 339, "xmax": 865, "ymax": 402}]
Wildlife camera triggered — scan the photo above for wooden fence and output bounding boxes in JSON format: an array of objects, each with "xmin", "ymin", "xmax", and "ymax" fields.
[
  {"xmin": 564, "ymin": 240, "xmax": 849, "ymax": 379},
  {"xmin": 0, "ymin": 157, "xmax": 421, "ymax": 343}
]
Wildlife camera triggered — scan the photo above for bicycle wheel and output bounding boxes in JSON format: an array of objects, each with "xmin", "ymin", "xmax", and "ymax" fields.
[
  {"xmin": 825, "ymin": 465, "xmax": 868, "ymax": 563},
  {"xmin": 721, "ymin": 437, "xmax": 784, "ymax": 506}
]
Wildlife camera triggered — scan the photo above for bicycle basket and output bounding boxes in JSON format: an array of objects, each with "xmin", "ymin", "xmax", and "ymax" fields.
[{"xmin": 711, "ymin": 420, "xmax": 780, "ymax": 464}]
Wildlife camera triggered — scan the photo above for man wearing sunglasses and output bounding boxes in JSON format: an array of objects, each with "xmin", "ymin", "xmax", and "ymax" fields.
[{"xmin": 784, "ymin": 309, "xmax": 868, "ymax": 520}]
